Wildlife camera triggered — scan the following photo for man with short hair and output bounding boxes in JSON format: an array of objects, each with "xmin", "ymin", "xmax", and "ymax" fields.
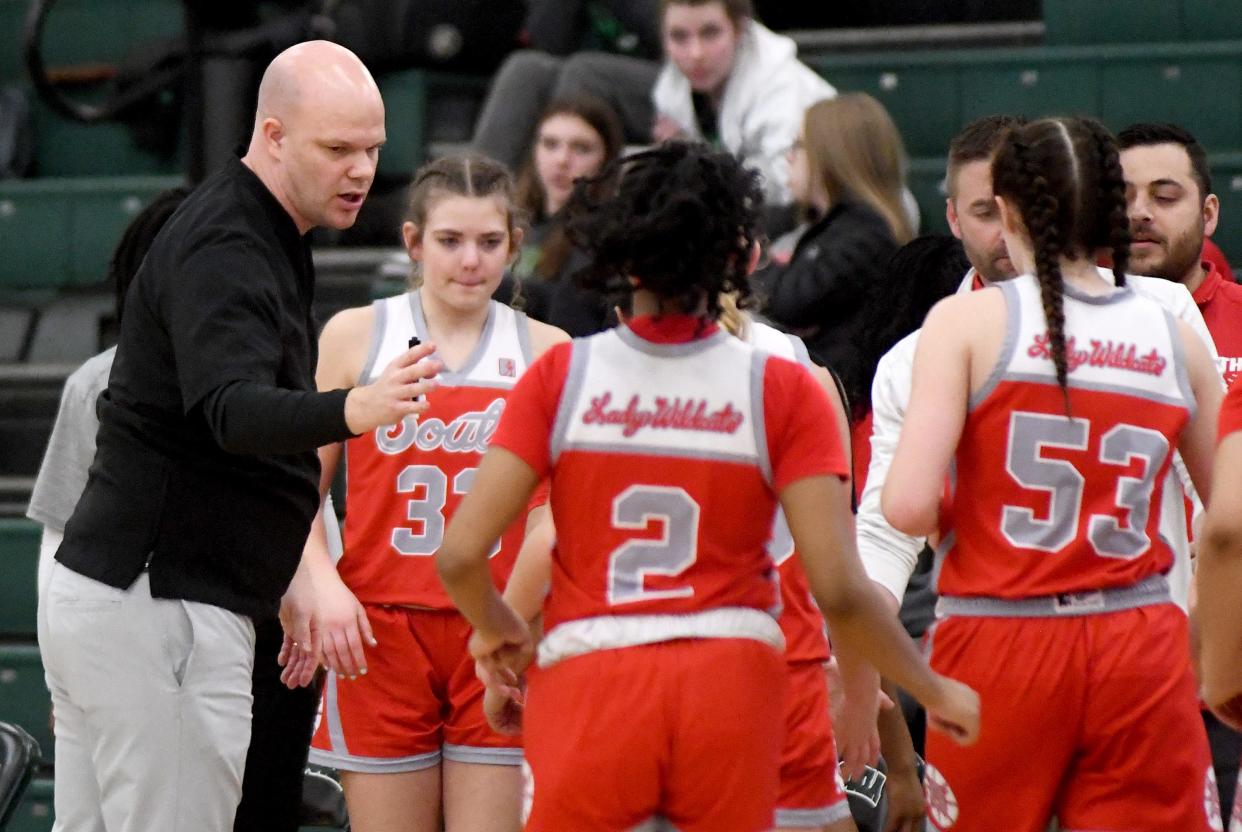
[
  {"xmin": 1119, "ymin": 118, "xmax": 1242, "ymax": 831},
  {"xmin": 1119, "ymin": 121, "xmax": 1242, "ymax": 387},
  {"xmin": 944, "ymin": 114, "xmax": 1026, "ymax": 287},
  {"xmin": 40, "ymin": 41, "xmax": 439, "ymax": 832}
]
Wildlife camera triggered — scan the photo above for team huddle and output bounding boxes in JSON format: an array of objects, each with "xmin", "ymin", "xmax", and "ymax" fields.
[
  {"xmin": 34, "ymin": 31, "xmax": 1242, "ymax": 832},
  {"xmin": 267, "ymin": 112, "xmax": 1242, "ymax": 832}
]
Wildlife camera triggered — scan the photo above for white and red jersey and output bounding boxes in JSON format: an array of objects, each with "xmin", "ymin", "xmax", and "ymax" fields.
[
  {"xmin": 748, "ymin": 320, "xmax": 832, "ymax": 665},
  {"xmin": 339, "ymin": 291, "xmax": 533, "ymax": 608},
  {"xmin": 939, "ymin": 275, "xmax": 1194, "ymax": 598},
  {"xmin": 492, "ymin": 315, "xmax": 848, "ymax": 666}
]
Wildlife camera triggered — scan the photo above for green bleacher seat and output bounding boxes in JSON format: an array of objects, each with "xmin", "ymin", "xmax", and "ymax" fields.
[
  {"xmin": 0, "ymin": 644, "xmax": 52, "ymax": 765},
  {"xmin": 7, "ymin": 777, "xmax": 52, "ymax": 832},
  {"xmin": 0, "ymin": 519, "xmax": 38, "ymax": 638},
  {"xmin": 1043, "ymin": 0, "xmax": 1179, "ymax": 46},
  {"xmin": 0, "ymin": 0, "xmax": 25, "ymax": 83},
  {"xmin": 376, "ymin": 69, "xmax": 429, "ymax": 180},
  {"xmin": 958, "ymin": 58, "xmax": 1099, "ymax": 128},
  {"xmin": 0, "ymin": 175, "xmax": 184, "ymax": 289},
  {"xmin": 1183, "ymin": 0, "xmax": 1242, "ymax": 41},
  {"xmin": 1100, "ymin": 44, "xmax": 1242, "ymax": 150},
  {"xmin": 907, "ymin": 157, "xmax": 950, "ymax": 236},
  {"xmin": 818, "ymin": 62, "xmax": 960, "ymax": 158},
  {"xmin": 32, "ymin": 99, "xmax": 182, "ymax": 178}
]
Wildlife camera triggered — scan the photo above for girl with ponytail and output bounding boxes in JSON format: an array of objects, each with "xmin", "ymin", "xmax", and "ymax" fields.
[{"xmin": 882, "ymin": 117, "xmax": 1223, "ymax": 832}]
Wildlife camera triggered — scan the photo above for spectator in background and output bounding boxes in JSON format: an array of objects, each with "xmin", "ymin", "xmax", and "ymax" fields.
[
  {"xmin": 1119, "ymin": 120, "xmax": 1242, "ymax": 824},
  {"xmin": 754, "ymin": 93, "xmax": 911, "ymax": 406},
  {"xmin": 495, "ymin": 96, "xmax": 624, "ymax": 336},
  {"xmin": 473, "ymin": 0, "xmax": 833, "ymax": 204},
  {"xmin": 650, "ymin": 0, "xmax": 835, "ymax": 204}
]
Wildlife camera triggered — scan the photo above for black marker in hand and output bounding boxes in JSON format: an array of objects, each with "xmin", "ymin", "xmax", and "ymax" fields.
[{"xmin": 409, "ymin": 336, "xmax": 423, "ymax": 401}]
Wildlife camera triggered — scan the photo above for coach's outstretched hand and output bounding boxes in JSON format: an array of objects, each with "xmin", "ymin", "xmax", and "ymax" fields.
[
  {"xmin": 344, "ymin": 340, "xmax": 440, "ymax": 434},
  {"xmin": 925, "ymin": 676, "xmax": 981, "ymax": 746}
]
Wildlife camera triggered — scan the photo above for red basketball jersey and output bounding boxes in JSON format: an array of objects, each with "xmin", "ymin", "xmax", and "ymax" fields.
[
  {"xmin": 1219, "ymin": 373, "xmax": 1242, "ymax": 441},
  {"xmin": 491, "ymin": 315, "xmax": 848, "ymax": 666},
  {"xmin": 748, "ymin": 320, "xmax": 832, "ymax": 665},
  {"xmin": 339, "ymin": 292, "xmax": 534, "ymax": 608},
  {"xmin": 939, "ymin": 276, "xmax": 1193, "ymax": 599}
]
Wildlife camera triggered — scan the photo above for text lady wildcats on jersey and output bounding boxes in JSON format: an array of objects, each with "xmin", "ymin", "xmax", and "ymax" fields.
[
  {"xmin": 374, "ymin": 399, "xmax": 506, "ymax": 455},
  {"xmin": 1027, "ymin": 333, "xmax": 1168, "ymax": 378},
  {"xmin": 582, "ymin": 392, "xmax": 745, "ymax": 438}
]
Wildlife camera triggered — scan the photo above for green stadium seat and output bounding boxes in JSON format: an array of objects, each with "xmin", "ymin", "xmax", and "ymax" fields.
[
  {"xmin": 31, "ymin": 99, "xmax": 182, "ymax": 178},
  {"xmin": 1100, "ymin": 45, "xmax": 1242, "ymax": 150},
  {"xmin": 959, "ymin": 57, "xmax": 1099, "ymax": 126},
  {"xmin": 0, "ymin": 644, "xmax": 52, "ymax": 765},
  {"xmin": 819, "ymin": 62, "xmax": 960, "ymax": 158},
  {"xmin": 907, "ymin": 157, "xmax": 950, "ymax": 236},
  {"xmin": 1043, "ymin": 0, "xmax": 1180, "ymax": 46},
  {"xmin": 0, "ymin": 520, "xmax": 39, "ymax": 638},
  {"xmin": 0, "ymin": 176, "xmax": 184, "ymax": 289},
  {"xmin": 0, "ymin": 0, "xmax": 25, "ymax": 84},
  {"xmin": 7, "ymin": 777, "xmax": 52, "ymax": 832},
  {"xmin": 1182, "ymin": 0, "xmax": 1242, "ymax": 41},
  {"xmin": 376, "ymin": 68, "xmax": 429, "ymax": 180}
]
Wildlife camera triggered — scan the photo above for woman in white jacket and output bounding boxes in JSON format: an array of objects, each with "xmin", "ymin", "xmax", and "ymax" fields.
[
  {"xmin": 652, "ymin": 0, "xmax": 835, "ymax": 204},
  {"xmin": 473, "ymin": 0, "xmax": 834, "ymax": 206}
]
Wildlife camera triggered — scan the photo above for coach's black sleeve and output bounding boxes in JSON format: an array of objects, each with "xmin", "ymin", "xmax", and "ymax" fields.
[{"xmin": 201, "ymin": 382, "xmax": 354, "ymax": 455}]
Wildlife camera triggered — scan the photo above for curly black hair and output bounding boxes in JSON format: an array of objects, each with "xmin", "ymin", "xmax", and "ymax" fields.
[{"xmin": 565, "ymin": 141, "xmax": 764, "ymax": 322}]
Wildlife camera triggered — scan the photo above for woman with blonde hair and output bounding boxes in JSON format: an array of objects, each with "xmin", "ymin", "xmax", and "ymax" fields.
[{"xmin": 756, "ymin": 93, "xmax": 913, "ymax": 416}]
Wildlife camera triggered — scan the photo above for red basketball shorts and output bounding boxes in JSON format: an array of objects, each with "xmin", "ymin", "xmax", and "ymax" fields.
[
  {"xmin": 522, "ymin": 637, "xmax": 786, "ymax": 832},
  {"xmin": 776, "ymin": 661, "xmax": 850, "ymax": 828},
  {"xmin": 923, "ymin": 604, "xmax": 1220, "ymax": 832},
  {"xmin": 309, "ymin": 605, "xmax": 521, "ymax": 772}
]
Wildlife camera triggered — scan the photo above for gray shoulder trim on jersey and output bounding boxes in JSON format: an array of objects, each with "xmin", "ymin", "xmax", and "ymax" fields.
[
  {"xmin": 442, "ymin": 743, "xmax": 523, "ymax": 766},
  {"xmin": 969, "ymin": 279, "xmax": 1022, "ymax": 411},
  {"xmin": 787, "ymin": 332, "xmax": 814, "ymax": 370},
  {"xmin": 1163, "ymin": 308, "xmax": 1197, "ymax": 419},
  {"xmin": 357, "ymin": 298, "xmax": 388, "ymax": 386},
  {"xmin": 550, "ymin": 338, "xmax": 591, "ymax": 463},
  {"xmin": 514, "ymin": 306, "xmax": 534, "ymax": 366},
  {"xmin": 558, "ymin": 441, "xmax": 759, "ymax": 466},
  {"xmin": 751, "ymin": 350, "xmax": 773, "ymax": 485},
  {"xmin": 616, "ymin": 323, "xmax": 729, "ymax": 356},
  {"xmin": 1062, "ymin": 281, "xmax": 1134, "ymax": 305}
]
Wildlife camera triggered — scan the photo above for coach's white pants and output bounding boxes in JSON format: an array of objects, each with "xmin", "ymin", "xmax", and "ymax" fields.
[{"xmin": 39, "ymin": 563, "xmax": 256, "ymax": 832}]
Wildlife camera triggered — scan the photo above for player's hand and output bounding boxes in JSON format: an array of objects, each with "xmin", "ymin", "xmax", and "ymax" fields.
[
  {"xmin": 278, "ymin": 560, "xmax": 323, "ymax": 688},
  {"xmin": 482, "ymin": 680, "xmax": 526, "ymax": 735},
  {"xmin": 469, "ymin": 617, "xmax": 535, "ymax": 685},
  {"xmin": 344, "ymin": 341, "xmax": 440, "ymax": 434},
  {"xmin": 925, "ymin": 676, "xmax": 980, "ymax": 746},
  {"xmin": 883, "ymin": 762, "xmax": 926, "ymax": 832},
  {"xmin": 313, "ymin": 571, "xmax": 376, "ymax": 680},
  {"xmin": 826, "ymin": 656, "xmax": 891, "ymax": 780}
]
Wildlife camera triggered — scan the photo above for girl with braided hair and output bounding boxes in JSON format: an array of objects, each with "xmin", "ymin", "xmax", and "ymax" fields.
[
  {"xmin": 883, "ymin": 116, "xmax": 1224, "ymax": 831},
  {"xmin": 437, "ymin": 141, "xmax": 979, "ymax": 831}
]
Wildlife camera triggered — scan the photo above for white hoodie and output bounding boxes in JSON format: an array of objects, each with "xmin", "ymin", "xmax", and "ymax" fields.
[{"xmin": 651, "ymin": 20, "xmax": 834, "ymax": 205}]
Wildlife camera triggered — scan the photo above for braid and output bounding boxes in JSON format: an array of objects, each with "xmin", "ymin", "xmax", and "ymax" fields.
[
  {"xmin": 1087, "ymin": 119, "xmax": 1131, "ymax": 287},
  {"xmin": 1012, "ymin": 139, "xmax": 1072, "ymax": 406}
]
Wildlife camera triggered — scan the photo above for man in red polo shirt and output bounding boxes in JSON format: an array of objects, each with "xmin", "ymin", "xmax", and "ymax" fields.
[
  {"xmin": 1120, "ymin": 119, "xmax": 1242, "ymax": 827},
  {"xmin": 1120, "ymin": 122, "xmax": 1242, "ymax": 386}
]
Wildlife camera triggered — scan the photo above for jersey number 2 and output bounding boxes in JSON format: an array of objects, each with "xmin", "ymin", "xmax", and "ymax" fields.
[
  {"xmin": 607, "ymin": 486, "xmax": 701, "ymax": 605},
  {"xmin": 391, "ymin": 464, "xmax": 500, "ymax": 557},
  {"xmin": 1001, "ymin": 411, "xmax": 1170, "ymax": 559}
]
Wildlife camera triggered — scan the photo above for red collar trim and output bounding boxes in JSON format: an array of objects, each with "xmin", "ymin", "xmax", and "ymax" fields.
[
  {"xmin": 1192, "ymin": 261, "xmax": 1222, "ymax": 307},
  {"xmin": 626, "ymin": 314, "xmax": 720, "ymax": 344}
]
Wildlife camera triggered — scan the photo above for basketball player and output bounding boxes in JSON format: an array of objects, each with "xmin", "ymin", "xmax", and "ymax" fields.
[{"xmin": 884, "ymin": 117, "xmax": 1222, "ymax": 832}]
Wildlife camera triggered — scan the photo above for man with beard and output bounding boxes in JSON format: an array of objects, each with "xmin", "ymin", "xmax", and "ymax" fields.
[
  {"xmin": 1120, "ymin": 122, "xmax": 1242, "ymax": 387},
  {"xmin": 945, "ymin": 115, "xmax": 1026, "ymax": 289}
]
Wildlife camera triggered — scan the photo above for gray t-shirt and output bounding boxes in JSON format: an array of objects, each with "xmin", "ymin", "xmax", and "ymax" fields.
[{"xmin": 26, "ymin": 347, "xmax": 116, "ymax": 533}]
